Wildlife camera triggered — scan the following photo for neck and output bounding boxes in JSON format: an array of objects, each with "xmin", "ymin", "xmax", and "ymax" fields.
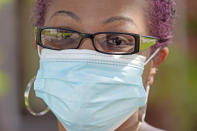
[
  {"xmin": 58, "ymin": 121, "xmax": 67, "ymax": 131},
  {"xmin": 58, "ymin": 122, "xmax": 142, "ymax": 131}
]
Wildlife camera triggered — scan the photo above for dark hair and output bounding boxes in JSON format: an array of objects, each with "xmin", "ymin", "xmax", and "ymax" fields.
[{"xmin": 31, "ymin": 0, "xmax": 176, "ymax": 50}]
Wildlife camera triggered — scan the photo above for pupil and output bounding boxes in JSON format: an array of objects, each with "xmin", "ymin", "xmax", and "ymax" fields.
[{"xmin": 112, "ymin": 37, "xmax": 121, "ymax": 45}]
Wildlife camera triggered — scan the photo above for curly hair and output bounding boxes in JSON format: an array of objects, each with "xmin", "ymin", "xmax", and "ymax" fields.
[{"xmin": 31, "ymin": 0, "xmax": 176, "ymax": 50}]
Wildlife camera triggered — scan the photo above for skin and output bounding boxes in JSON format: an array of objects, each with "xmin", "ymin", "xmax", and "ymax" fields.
[{"xmin": 39, "ymin": 0, "xmax": 169, "ymax": 130}]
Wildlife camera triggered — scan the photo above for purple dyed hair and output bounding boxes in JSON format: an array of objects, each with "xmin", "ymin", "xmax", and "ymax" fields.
[{"xmin": 31, "ymin": 0, "xmax": 176, "ymax": 50}]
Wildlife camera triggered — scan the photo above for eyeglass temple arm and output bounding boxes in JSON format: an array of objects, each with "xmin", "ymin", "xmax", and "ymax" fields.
[{"xmin": 139, "ymin": 36, "xmax": 159, "ymax": 51}]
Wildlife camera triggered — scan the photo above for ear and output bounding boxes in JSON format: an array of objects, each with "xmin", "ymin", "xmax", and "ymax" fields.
[
  {"xmin": 152, "ymin": 47, "xmax": 169, "ymax": 68},
  {"xmin": 147, "ymin": 47, "xmax": 169, "ymax": 85}
]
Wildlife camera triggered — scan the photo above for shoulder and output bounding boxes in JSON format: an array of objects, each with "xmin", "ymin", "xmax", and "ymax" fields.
[{"xmin": 140, "ymin": 122, "xmax": 166, "ymax": 131}]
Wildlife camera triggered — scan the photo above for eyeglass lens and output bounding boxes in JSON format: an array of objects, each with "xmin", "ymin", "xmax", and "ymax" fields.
[{"xmin": 41, "ymin": 28, "xmax": 136, "ymax": 54}]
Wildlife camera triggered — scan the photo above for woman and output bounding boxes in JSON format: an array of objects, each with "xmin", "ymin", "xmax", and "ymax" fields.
[{"xmin": 26, "ymin": 0, "xmax": 176, "ymax": 130}]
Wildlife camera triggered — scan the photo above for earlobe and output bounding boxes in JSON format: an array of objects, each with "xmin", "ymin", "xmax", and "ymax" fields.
[
  {"xmin": 147, "ymin": 68, "xmax": 158, "ymax": 86},
  {"xmin": 153, "ymin": 47, "xmax": 169, "ymax": 68}
]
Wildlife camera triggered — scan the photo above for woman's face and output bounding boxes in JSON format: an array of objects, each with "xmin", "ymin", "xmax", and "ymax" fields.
[
  {"xmin": 44, "ymin": 0, "xmax": 151, "ymax": 84},
  {"xmin": 42, "ymin": 0, "xmax": 167, "ymax": 130}
]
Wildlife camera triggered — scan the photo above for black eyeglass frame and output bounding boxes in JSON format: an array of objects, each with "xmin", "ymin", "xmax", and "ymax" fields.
[{"xmin": 35, "ymin": 26, "xmax": 160, "ymax": 55}]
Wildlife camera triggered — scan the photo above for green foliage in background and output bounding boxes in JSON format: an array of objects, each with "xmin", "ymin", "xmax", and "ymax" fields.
[
  {"xmin": 0, "ymin": 0, "xmax": 14, "ymax": 9},
  {"xmin": 0, "ymin": 0, "xmax": 13, "ymax": 96},
  {"xmin": 0, "ymin": 72, "xmax": 9, "ymax": 96},
  {"xmin": 150, "ymin": 45, "xmax": 197, "ymax": 131},
  {"xmin": 187, "ymin": 18, "xmax": 197, "ymax": 34}
]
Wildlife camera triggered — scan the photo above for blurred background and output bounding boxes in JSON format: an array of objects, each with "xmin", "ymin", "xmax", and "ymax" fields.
[{"xmin": 0, "ymin": 0, "xmax": 196, "ymax": 131}]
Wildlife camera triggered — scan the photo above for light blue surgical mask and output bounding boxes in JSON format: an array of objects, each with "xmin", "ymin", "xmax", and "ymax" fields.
[{"xmin": 34, "ymin": 48, "xmax": 160, "ymax": 131}]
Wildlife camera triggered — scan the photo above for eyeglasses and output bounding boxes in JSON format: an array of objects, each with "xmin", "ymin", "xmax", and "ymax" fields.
[{"xmin": 34, "ymin": 26, "xmax": 160, "ymax": 55}]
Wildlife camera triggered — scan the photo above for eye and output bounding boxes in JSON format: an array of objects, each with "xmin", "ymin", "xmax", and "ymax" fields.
[
  {"xmin": 105, "ymin": 34, "xmax": 135, "ymax": 49},
  {"xmin": 106, "ymin": 35, "xmax": 130, "ymax": 46},
  {"xmin": 94, "ymin": 33, "xmax": 136, "ymax": 54}
]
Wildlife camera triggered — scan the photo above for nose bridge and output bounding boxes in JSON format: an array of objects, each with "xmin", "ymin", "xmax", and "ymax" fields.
[{"xmin": 78, "ymin": 34, "xmax": 95, "ymax": 50}]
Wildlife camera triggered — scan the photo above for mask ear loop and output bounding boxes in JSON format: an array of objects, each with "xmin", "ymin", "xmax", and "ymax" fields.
[
  {"xmin": 24, "ymin": 77, "xmax": 50, "ymax": 116},
  {"xmin": 137, "ymin": 84, "xmax": 151, "ymax": 131},
  {"xmin": 144, "ymin": 47, "xmax": 161, "ymax": 65},
  {"xmin": 137, "ymin": 48, "xmax": 161, "ymax": 124}
]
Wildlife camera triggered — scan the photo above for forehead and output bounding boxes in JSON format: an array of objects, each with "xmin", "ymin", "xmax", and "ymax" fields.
[
  {"xmin": 46, "ymin": 0, "xmax": 145, "ymax": 15},
  {"xmin": 45, "ymin": 0, "xmax": 147, "ymax": 33}
]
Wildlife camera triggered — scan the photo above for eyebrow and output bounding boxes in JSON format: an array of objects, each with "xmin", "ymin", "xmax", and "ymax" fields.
[
  {"xmin": 50, "ymin": 11, "xmax": 135, "ymax": 26},
  {"xmin": 50, "ymin": 10, "xmax": 80, "ymax": 22},
  {"xmin": 103, "ymin": 16, "xmax": 135, "ymax": 25}
]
